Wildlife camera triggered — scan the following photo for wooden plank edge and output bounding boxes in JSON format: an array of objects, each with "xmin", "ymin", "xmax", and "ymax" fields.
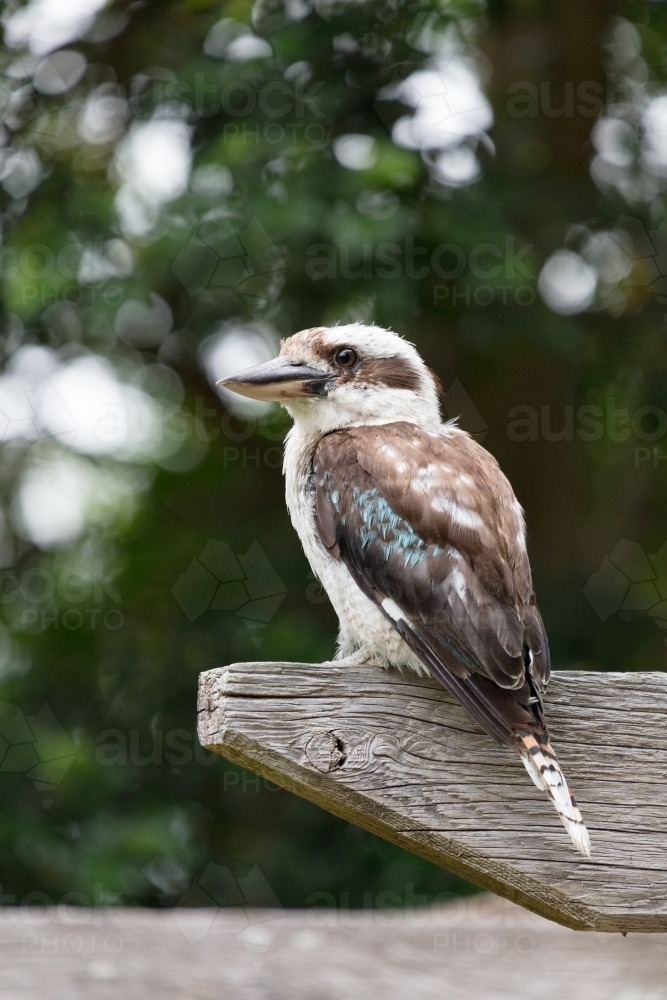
[
  {"xmin": 197, "ymin": 668, "xmax": 667, "ymax": 934},
  {"xmin": 200, "ymin": 720, "xmax": 651, "ymax": 933}
]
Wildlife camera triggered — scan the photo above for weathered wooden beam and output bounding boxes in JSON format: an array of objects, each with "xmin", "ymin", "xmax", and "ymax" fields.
[{"xmin": 197, "ymin": 662, "xmax": 667, "ymax": 933}]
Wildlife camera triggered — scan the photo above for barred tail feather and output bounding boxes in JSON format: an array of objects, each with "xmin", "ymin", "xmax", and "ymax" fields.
[{"xmin": 519, "ymin": 732, "xmax": 591, "ymax": 858}]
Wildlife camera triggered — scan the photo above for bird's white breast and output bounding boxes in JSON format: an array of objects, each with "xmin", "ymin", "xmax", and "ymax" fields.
[{"xmin": 283, "ymin": 425, "xmax": 426, "ymax": 673}]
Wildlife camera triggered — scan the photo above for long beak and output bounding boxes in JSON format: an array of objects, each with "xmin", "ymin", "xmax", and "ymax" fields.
[{"xmin": 216, "ymin": 356, "xmax": 334, "ymax": 402}]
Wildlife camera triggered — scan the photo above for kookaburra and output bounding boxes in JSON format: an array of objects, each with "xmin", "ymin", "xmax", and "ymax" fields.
[{"xmin": 219, "ymin": 323, "xmax": 591, "ymax": 856}]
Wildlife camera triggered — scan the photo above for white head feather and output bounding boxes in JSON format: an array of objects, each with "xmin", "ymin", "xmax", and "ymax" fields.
[{"xmin": 277, "ymin": 323, "xmax": 442, "ymax": 436}]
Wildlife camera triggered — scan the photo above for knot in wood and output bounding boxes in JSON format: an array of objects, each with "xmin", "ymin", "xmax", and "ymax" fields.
[{"xmin": 304, "ymin": 732, "xmax": 347, "ymax": 773}]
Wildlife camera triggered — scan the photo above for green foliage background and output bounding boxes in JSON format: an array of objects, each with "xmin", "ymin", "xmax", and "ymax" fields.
[{"xmin": 1, "ymin": 0, "xmax": 666, "ymax": 908}]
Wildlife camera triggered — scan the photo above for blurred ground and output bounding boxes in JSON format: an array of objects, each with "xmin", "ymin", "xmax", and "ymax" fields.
[{"xmin": 1, "ymin": 895, "xmax": 665, "ymax": 1000}]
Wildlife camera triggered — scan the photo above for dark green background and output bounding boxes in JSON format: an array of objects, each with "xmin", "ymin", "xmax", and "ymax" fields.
[{"xmin": 0, "ymin": 0, "xmax": 665, "ymax": 909}]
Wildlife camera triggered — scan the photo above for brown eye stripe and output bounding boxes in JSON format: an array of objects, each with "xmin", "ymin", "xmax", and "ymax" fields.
[{"xmin": 352, "ymin": 356, "xmax": 422, "ymax": 392}]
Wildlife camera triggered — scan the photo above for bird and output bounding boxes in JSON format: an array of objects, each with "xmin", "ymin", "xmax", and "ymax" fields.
[{"xmin": 218, "ymin": 322, "xmax": 591, "ymax": 856}]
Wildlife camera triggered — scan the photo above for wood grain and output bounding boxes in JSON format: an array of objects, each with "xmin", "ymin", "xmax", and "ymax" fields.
[{"xmin": 198, "ymin": 662, "xmax": 667, "ymax": 933}]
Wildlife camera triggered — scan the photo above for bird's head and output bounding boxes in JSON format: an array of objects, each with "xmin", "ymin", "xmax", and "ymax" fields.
[{"xmin": 217, "ymin": 324, "xmax": 442, "ymax": 434}]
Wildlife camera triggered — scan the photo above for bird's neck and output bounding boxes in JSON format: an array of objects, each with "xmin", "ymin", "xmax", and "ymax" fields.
[{"xmin": 283, "ymin": 387, "xmax": 441, "ymax": 435}]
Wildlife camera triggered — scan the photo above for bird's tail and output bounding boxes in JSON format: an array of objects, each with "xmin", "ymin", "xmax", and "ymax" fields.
[{"xmin": 518, "ymin": 730, "xmax": 591, "ymax": 857}]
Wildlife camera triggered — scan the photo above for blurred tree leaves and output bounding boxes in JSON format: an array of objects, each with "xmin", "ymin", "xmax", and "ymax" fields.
[{"xmin": 0, "ymin": 0, "xmax": 667, "ymax": 907}]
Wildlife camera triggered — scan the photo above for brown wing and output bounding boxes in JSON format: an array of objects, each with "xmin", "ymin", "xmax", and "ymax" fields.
[{"xmin": 313, "ymin": 422, "xmax": 551, "ymax": 749}]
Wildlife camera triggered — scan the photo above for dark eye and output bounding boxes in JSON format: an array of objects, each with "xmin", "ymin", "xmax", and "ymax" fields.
[{"xmin": 333, "ymin": 347, "xmax": 358, "ymax": 369}]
